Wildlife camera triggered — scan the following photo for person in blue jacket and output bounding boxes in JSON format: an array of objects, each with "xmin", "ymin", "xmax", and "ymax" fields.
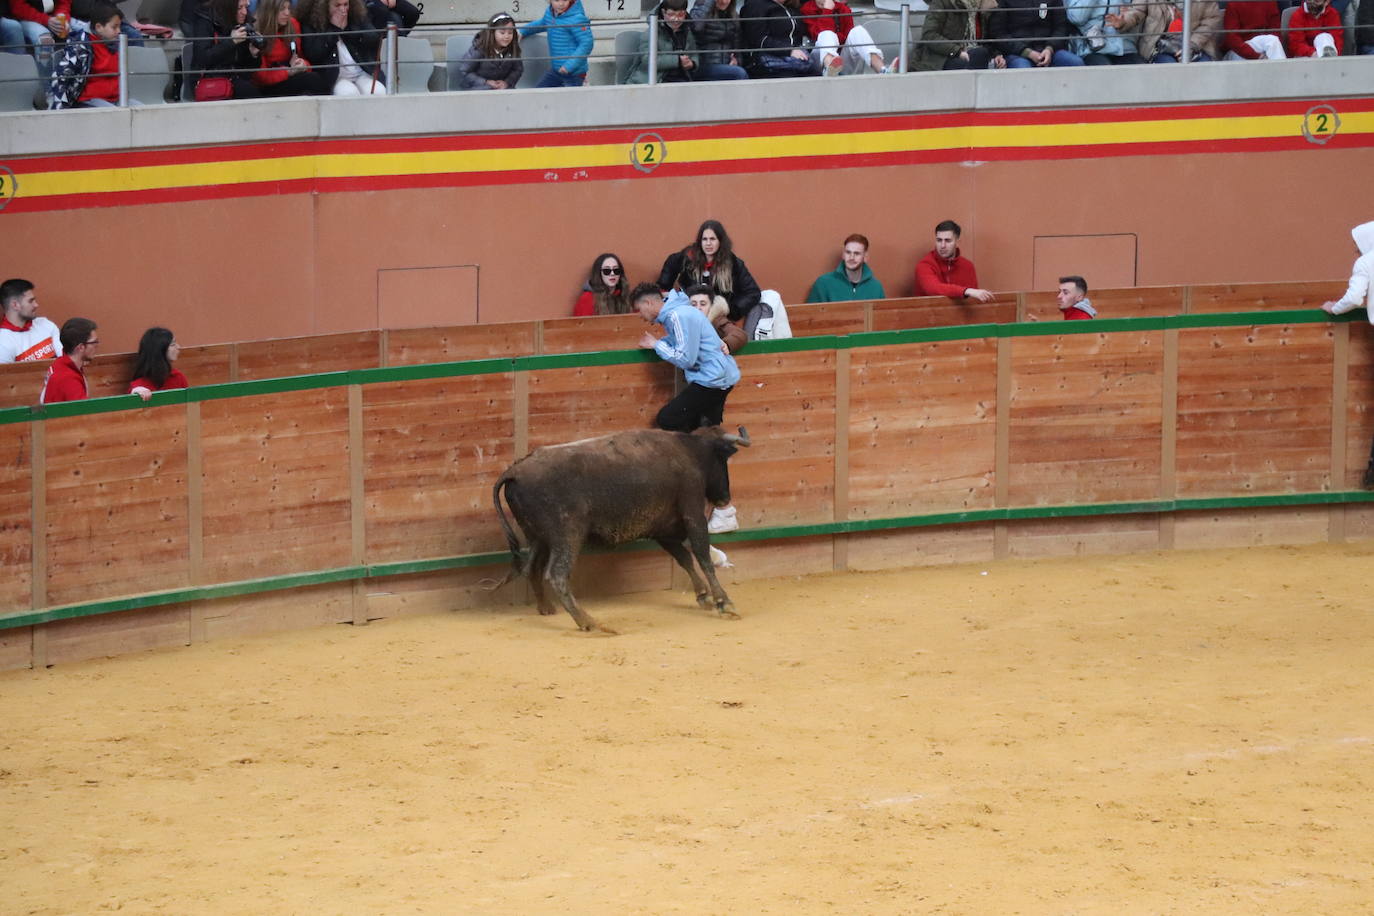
[
  {"xmin": 520, "ymin": 0, "xmax": 594, "ymax": 87},
  {"xmin": 635, "ymin": 282, "xmax": 743, "ymax": 533}
]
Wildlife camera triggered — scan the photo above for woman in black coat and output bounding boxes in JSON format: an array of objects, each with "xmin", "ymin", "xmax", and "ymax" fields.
[
  {"xmin": 657, "ymin": 219, "xmax": 762, "ymax": 321},
  {"xmin": 185, "ymin": 0, "xmax": 263, "ymax": 98},
  {"xmin": 300, "ymin": 0, "xmax": 387, "ymax": 94}
]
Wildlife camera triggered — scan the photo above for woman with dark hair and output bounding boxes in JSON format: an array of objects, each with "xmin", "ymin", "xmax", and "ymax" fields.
[
  {"xmin": 252, "ymin": 0, "xmax": 332, "ymax": 96},
  {"xmin": 656, "ymin": 219, "xmax": 761, "ymax": 321},
  {"xmin": 573, "ymin": 253, "xmax": 632, "ymax": 316},
  {"xmin": 301, "ymin": 0, "xmax": 387, "ymax": 95},
  {"xmin": 690, "ymin": 0, "xmax": 748, "ymax": 80},
  {"xmin": 185, "ymin": 0, "xmax": 262, "ymax": 99},
  {"xmin": 455, "ymin": 10, "xmax": 523, "ymax": 90},
  {"xmin": 128, "ymin": 327, "xmax": 188, "ymax": 400}
]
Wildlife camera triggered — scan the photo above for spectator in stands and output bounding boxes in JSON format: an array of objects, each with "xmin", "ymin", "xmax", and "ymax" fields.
[
  {"xmin": 519, "ymin": 0, "xmax": 593, "ymax": 88},
  {"xmin": 1067, "ymin": 0, "xmax": 1144, "ymax": 65},
  {"xmin": 1056, "ymin": 275, "xmax": 1097, "ymax": 320},
  {"xmin": 627, "ymin": 0, "xmax": 700, "ymax": 84},
  {"xmin": 740, "ymin": 0, "xmax": 821, "ymax": 77},
  {"xmin": 456, "ymin": 10, "xmax": 522, "ymax": 90},
  {"xmin": 1359, "ymin": 0, "xmax": 1374, "ymax": 54},
  {"xmin": 128, "ymin": 327, "xmax": 188, "ymax": 400},
  {"xmin": 301, "ymin": 0, "xmax": 386, "ymax": 95},
  {"xmin": 185, "ymin": 0, "xmax": 262, "ymax": 100},
  {"xmin": 254, "ymin": 0, "xmax": 331, "ymax": 96},
  {"xmin": 986, "ymin": 0, "xmax": 1085, "ymax": 67},
  {"xmin": 688, "ymin": 284, "xmax": 747, "ymax": 354},
  {"xmin": 634, "ymin": 283, "xmax": 742, "ymax": 533},
  {"xmin": 364, "ymin": 0, "xmax": 419, "ymax": 37},
  {"xmin": 798, "ymin": 0, "xmax": 889, "ymax": 74},
  {"xmin": 1119, "ymin": 0, "xmax": 1220, "ymax": 62},
  {"xmin": 690, "ymin": 0, "xmax": 749, "ymax": 80},
  {"xmin": 0, "ymin": 278, "xmax": 62, "ymax": 363},
  {"xmin": 40, "ymin": 317, "xmax": 97, "ymax": 404},
  {"xmin": 1286, "ymin": 0, "xmax": 1343, "ymax": 57},
  {"xmin": 573, "ymin": 253, "xmax": 632, "ymax": 316},
  {"xmin": 657, "ymin": 219, "xmax": 762, "ymax": 322},
  {"xmin": 914, "ymin": 220, "xmax": 995, "ymax": 303},
  {"xmin": 1220, "ymin": 0, "xmax": 1285, "ymax": 60},
  {"xmin": 47, "ymin": 1, "xmax": 141, "ymax": 108},
  {"xmin": 914, "ymin": 0, "xmax": 1003, "ymax": 70},
  {"xmin": 806, "ymin": 233, "xmax": 886, "ymax": 302},
  {"xmin": 3, "ymin": 0, "xmax": 69, "ymax": 73}
]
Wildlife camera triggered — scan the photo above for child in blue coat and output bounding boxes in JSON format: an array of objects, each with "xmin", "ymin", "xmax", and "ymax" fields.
[{"xmin": 520, "ymin": 0, "xmax": 594, "ymax": 87}]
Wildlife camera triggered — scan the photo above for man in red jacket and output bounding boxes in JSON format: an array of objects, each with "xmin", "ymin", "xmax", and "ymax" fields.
[
  {"xmin": 40, "ymin": 317, "xmax": 99, "ymax": 404},
  {"xmin": 1287, "ymin": 0, "xmax": 1342, "ymax": 57},
  {"xmin": 1056, "ymin": 276, "xmax": 1098, "ymax": 320},
  {"xmin": 1221, "ymin": 0, "xmax": 1285, "ymax": 59},
  {"xmin": 913, "ymin": 220, "xmax": 995, "ymax": 302}
]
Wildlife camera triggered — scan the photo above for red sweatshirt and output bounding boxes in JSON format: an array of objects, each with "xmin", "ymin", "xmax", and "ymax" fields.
[
  {"xmin": 7, "ymin": 0, "xmax": 71, "ymax": 28},
  {"xmin": 41, "ymin": 355, "xmax": 88, "ymax": 403},
  {"xmin": 914, "ymin": 248, "xmax": 980, "ymax": 299},
  {"xmin": 254, "ymin": 18, "xmax": 306, "ymax": 87},
  {"xmin": 76, "ymin": 35, "xmax": 120, "ymax": 104},
  {"xmin": 1222, "ymin": 0, "xmax": 1281, "ymax": 58},
  {"xmin": 1286, "ymin": 2, "xmax": 1342, "ymax": 56},
  {"xmin": 799, "ymin": 1, "xmax": 856, "ymax": 43}
]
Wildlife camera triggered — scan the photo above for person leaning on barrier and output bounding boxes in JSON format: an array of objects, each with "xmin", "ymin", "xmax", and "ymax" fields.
[
  {"xmin": 627, "ymin": 0, "xmax": 700, "ymax": 83},
  {"xmin": 739, "ymin": 0, "xmax": 822, "ymax": 78},
  {"xmin": 0, "ymin": 278, "xmax": 62, "ymax": 364},
  {"xmin": 798, "ymin": 0, "xmax": 890, "ymax": 74},
  {"xmin": 1118, "ymin": 0, "xmax": 1221, "ymax": 62},
  {"xmin": 185, "ymin": 0, "xmax": 263, "ymax": 100},
  {"xmin": 301, "ymin": 0, "xmax": 387, "ymax": 95},
  {"xmin": 456, "ymin": 11, "xmax": 523, "ymax": 90},
  {"xmin": 1286, "ymin": 0, "xmax": 1343, "ymax": 57},
  {"xmin": 1056, "ymin": 275, "xmax": 1097, "ymax": 320},
  {"xmin": 914, "ymin": 0, "xmax": 1003, "ymax": 70},
  {"xmin": 914, "ymin": 219, "xmax": 995, "ymax": 303},
  {"xmin": 47, "ymin": 1, "xmax": 142, "ymax": 108},
  {"xmin": 806, "ymin": 234, "xmax": 885, "ymax": 303},
  {"xmin": 40, "ymin": 317, "xmax": 97, "ymax": 404},
  {"xmin": 689, "ymin": 0, "xmax": 749, "ymax": 80},
  {"xmin": 1220, "ymin": 0, "xmax": 1285, "ymax": 60},
  {"xmin": 128, "ymin": 327, "xmax": 188, "ymax": 400},
  {"xmin": 1066, "ymin": 0, "xmax": 1143, "ymax": 65},
  {"xmin": 519, "ymin": 0, "xmax": 593, "ymax": 88}
]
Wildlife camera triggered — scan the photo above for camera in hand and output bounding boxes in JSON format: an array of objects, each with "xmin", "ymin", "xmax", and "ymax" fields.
[{"xmin": 241, "ymin": 21, "xmax": 266, "ymax": 50}]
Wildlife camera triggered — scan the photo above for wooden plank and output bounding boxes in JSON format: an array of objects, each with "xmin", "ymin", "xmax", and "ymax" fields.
[
  {"xmin": 846, "ymin": 523, "xmax": 996, "ymax": 572},
  {"xmin": 44, "ymin": 604, "xmax": 190, "ymax": 666},
  {"xmin": 199, "ymin": 389, "xmax": 352, "ymax": 583},
  {"xmin": 871, "ymin": 296, "xmax": 1016, "ymax": 331},
  {"xmin": 787, "ymin": 301, "xmax": 869, "ymax": 338},
  {"xmin": 847, "ymin": 338, "xmax": 999, "ymax": 519},
  {"xmin": 1159, "ymin": 328, "xmax": 1179, "ymax": 549},
  {"xmin": 82, "ymin": 353, "xmax": 138, "ymax": 400},
  {"xmin": 0, "ymin": 361, "xmax": 50, "ymax": 409},
  {"xmin": 1005, "ymin": 514, "xmax": 1161, "ymax": 559},
  {"xmin": 385, "ymin": 322, "xmax": 537, "ymax": 365},
  {"xmin": 1022, "ymin": 285, "xmax": 1185, "ymax": 323},
  {"xmin": 1006, "ymin": 331, "xmax": 1165, "ymax": 505},
  {"xmin": 1189, "ymin": 280, "xmax": 1348, "ymax": 314},
  {"xmin": 348, "ymin": 385, "xmax": 366, "ymax": 627},
  {"xmin": 200, "ymin": 582, "xmax": 353, "ymax": 641},
  {"xmin": 540, "ymin": 315, "xmax": 645, "ymax": 355},
  {"xmin": 1175, "ymin": 324, "xmax": 1334, "ymax": 497},
  {"xmin": 364, "ymin": 565, "xmax": 527, "ymax": 622},
  {"xmin": 0, "ymin": 423, "xmax": 33, "ymax": 615},
  {"xmin": 0, "ymin": 626, "xmax": 33, "ymax": 672},
  {"xmin": 362, "ymin": 373, "xmax": 518, "ymax": 563},
  {"xmin": 1172, "ymin": 506, "xmax": 1330, "ymax": 550},
  {"xmin": 1329, "ymin": 323, "xmax": 1350, "ymax": 541},
  {"xmin": 1340, "ymin": 504, "xmax": 1374, "ymax": 541},
  {"xmin": 171, "ymin": 344, "xmax": 234, "ymax": 386},
  {"xmin": 710, "ymin": 535, "xmax": 835, "ymax": 587},
  {"xmin": 235, "ymin": 331, "xmax": 381, "ymax": 380},
  {"xmin": 527, "ymin": 362, "xmax": 672, "ymax": 450},
  {"xmin": 1344, "ymin": 322, "xmax": 1374, "ymax": 489},
  {"xmin": 43, "ymin": 407, "xmax": 191, "ymax": 607},
  {"xmin": 833, "ymin": 349, "xmax": 851, "ymax": 571}
]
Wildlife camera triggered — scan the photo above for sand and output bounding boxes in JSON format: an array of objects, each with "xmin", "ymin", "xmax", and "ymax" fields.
[{"xmin": 3, "ymin": 542, "xmax": 1373, "ymax": 914}]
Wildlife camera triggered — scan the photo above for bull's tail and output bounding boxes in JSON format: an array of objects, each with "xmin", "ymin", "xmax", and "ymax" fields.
[{"xmin": 487, "ymin": 473, "xmax": 529, "ymax": 591}]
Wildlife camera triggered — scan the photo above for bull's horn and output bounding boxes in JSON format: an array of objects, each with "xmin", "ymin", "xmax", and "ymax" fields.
[{"xmin": 722, "ymin": 426, "xmax": 752, "ymax": 447}]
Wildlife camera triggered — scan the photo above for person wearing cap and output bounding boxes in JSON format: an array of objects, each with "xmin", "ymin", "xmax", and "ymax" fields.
[{"xmin": 456, "ymin": 11, "xmax": 523, "ymax": 89}]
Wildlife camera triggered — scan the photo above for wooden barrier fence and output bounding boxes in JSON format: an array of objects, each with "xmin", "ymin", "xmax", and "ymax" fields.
[
  {"xmin": 0, "ymin": 281, "xmax": 1346, "ymax": 410},
  {"xmin": 0, "ymin": 294, "xmax": 1369, "ymax": 671}
]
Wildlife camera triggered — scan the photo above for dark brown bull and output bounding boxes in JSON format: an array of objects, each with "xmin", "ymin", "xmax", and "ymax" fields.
[{"xmin": 491, "ymin": 426, "xmax": 751, "ymax": 633}]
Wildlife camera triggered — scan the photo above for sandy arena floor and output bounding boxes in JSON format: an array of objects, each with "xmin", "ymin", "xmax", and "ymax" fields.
[{"xmin": 3, "ymin": 542, "xmax": 1373, "ymax": 914}]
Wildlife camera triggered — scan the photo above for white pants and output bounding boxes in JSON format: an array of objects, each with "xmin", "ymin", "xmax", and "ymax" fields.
[
  {"xmin": 334, "ymin": 74, "xmax": 384, "ymax": 95},
  {"xmin": 1310, "ymin": 32, "xmax": 1337, "ymax": 56},
  {"xmin": 810, "ymin": 25, "xmax": 884, "ymax": 74},
  {"xmin": 1222, "ymin": 34, "xmax": 1286, "ymax": 60}
]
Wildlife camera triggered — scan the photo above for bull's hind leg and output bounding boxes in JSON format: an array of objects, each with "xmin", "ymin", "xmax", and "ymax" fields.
[
  {"xmin": 526, "ymin": 542, "xmax": 557, "ymax": 616},
  {"xmin": 684, "ymin": 526, "xmax": 740, "ymax": 620},
  {"xmin": 655, "ymin": 538, "xmax": 715, "ymax": 610},
  {"xmin": 544, "ymin": 543, "xmax": 616, "ymax": 634}
]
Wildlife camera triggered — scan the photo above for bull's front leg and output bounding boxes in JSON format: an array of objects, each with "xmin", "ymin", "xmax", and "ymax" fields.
[
  {"xmin": 655, "ymin": 537, "xmax": 714, "ymax": 610},
  {"xmin": 685, "ymin": 524, "xmax": 739, "ymax": 620}
]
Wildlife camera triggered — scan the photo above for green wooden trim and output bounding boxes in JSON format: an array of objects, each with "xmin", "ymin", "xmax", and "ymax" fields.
[
  {"xmin": 350, "ymin": 358, "xmax": 516, "ymax": 385},
  {"xmin": 0, "ymin": 405, "xmax": 34, "ymax": 427},
  {"xmin": 189, "ymin": 371, "xmax": 353, "ymax": 402},
  {"xmin": 1003, "ymin": 317, "xmax": 1167, "ymax": 337},
  {"xmin": 8, "ymin": 489, "xmax": 1374, "ymax": 633},
  {"xmin": 515, "ymin": 350, "xmax": 658, "ymax": 371},
  {"xmin": 1166, "ymin": 309, "xmax": 1328, "ymax": 329}
]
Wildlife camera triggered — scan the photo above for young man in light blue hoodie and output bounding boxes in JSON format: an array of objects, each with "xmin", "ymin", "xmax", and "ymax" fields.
[
  {"xmin": 520, "ymin": 0, "xmax": 594, "ymax": 87},
  {"xmin": 635, "ymin": 282, "xmax": 744, "ymax": 532}
]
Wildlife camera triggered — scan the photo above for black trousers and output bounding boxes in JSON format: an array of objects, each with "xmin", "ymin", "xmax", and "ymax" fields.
[{"xmin": 656, "ymin": 382, "xmax": 732, "ymax": 432}]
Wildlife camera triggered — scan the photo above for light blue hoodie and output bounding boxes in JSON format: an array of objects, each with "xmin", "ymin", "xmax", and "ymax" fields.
[
  {"xmin": 653, "ymin": 290, "xmax": 742, "ymax": 390},
  {"xmin": 520, "ymin": 0, "xmax": 595, "ymax": 76}
]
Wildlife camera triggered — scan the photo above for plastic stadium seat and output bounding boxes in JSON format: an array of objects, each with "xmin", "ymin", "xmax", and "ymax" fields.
[
  {"xmin": 858, "ymin": 16, "xmax": 904, "ymax": 68},
  {"xmin": 0, "ymin": 53, "xmax": 41, "ymax": 112},
  {"xmin": 124, "ymin": 43, "xmax": 171, "ymax": 104},
  {"xmin": 444, "ymin": 34, "xmax": 470, "ymax": 91},
  {"xmin": 382, "ymin": 34, "xmax": 436, "ymax": 93},
  {"xmin": 518, "ymin": 33, "xmax": 551, "ymax": 88},
  {"xmin": 614, "ymin": 29, "xmax": 644, "ymax": 84}
]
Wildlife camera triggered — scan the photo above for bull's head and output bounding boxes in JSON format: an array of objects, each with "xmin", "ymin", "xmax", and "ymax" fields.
[{"xmin": 696, "ymin": 426, "xmax": 750, "ymax": 507}]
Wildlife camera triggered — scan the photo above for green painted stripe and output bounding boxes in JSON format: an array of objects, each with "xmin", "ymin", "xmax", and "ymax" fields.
[
  {"xmin": 1003, "ymin": 317, "xmax": 1167, "ymax": 337},
  {"xmin": 1166, "ymin": 309, "xmax": 1328, "ymax": 329},
  {"xmin": 350, "ymin": 358, "xmax": 516, "ymax": 385},
  {"xmin": 515, "ymin": 350, "xmax": 658, "ymax": 371},
  {"xmin": 8, "ymin": 488, "xmax": 1373, "ymax": 632},
  {"xmin": 0, "ymin": 406, "xmax": 35, "ymax": 427},
  {"xmin": 189, "ymin": 372, "xmax": 354, "ymax": 402}
]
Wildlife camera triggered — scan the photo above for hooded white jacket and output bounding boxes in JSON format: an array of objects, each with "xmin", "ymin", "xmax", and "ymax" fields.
[{"xmin": 1327, "ymin": 221, "xmax": 1374, "ymax": 320}]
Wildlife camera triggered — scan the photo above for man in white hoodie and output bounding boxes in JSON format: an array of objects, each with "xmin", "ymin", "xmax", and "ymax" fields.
[{"xmin": 1323, "ymin": 220, "xmax": 1374, "ymax": 486}]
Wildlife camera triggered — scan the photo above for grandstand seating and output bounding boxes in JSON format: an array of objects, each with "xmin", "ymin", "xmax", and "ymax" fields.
[{"xmin": 0, "ymin": 53, "xmax": 40, "ymax": 113}]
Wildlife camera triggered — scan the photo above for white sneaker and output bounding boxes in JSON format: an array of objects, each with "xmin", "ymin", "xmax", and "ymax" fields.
[
  {"xmin": 1320, "ymin": 45, "xmax": 1337, "ymax": 57},
  {"xmin": 708, "ymin": 546, "xmax": 733, "ymax": 568},
  {"xmin": 707, "ymin": 506, "xmax": 738, "ymax": 534}
]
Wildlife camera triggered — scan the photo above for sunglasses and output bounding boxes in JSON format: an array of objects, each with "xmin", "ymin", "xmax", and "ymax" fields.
[{"xmin": 601, "ymin": 267, "xmax": 622, "ymax": 275}]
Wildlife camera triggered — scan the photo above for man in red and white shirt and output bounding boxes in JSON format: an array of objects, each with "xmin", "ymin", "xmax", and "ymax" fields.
[
  {"xmin": 0, "ymin": 278, "xmax": 63, "ymax": 364},
  {"xmin": 40, "ymin": 317, "xmax": 99, "ymax": 404}
]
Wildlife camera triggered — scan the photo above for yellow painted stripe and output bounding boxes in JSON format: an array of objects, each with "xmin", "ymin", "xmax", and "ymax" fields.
[{"xmin": 13, "ymin": 111, "xmax": 1374, "ymax": 201}]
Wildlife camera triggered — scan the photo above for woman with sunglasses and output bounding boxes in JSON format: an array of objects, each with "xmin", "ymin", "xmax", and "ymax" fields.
[{"xmin": 573, "ymin": 253, "xmax": 633, "ymax": 316}]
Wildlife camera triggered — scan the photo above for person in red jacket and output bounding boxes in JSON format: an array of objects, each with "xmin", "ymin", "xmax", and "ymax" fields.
[
  {"xmin": 40, "ymin": 317, "xmax": 99, "ymax": 404},
  {"xmin": 72, "ymin": 2, "xmax": 129, "ymax": 107},
  {"xmin": 1221, "ymin": 0, "xmax": 1285, "ymax": 59},
  {"xmin": 1056, "ymin": 276, "xmax": 1098, "ymax": 320},
  {"xmin": 251, "ymin": 0, "xmax": 331, "ymax": 96},
  {"xmin": 572, "ymin": 253, "xmax": 632, "ymax": 316},
  {"xmin": 798, "ymin": 0, "xmax": 889, "ymax": 74},
  {"xmin": 913, "ymin": 219, "xmax": 995, "ymax": 302},
  {"xmin": 1286, "ymin": 0, "xmax": 1342, "ymax": 57},
  {"xmin": 128, "ymin": 327, "xmax": 189, "ymax": 400}
]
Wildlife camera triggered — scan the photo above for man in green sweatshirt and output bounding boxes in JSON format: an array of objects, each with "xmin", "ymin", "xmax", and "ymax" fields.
[{"xmin": 805, "ymin": 233, "xmax": 886, "ymax": 303}]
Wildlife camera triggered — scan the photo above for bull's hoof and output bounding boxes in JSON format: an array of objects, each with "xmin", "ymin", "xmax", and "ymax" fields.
[
  {"xmin": 695, "ymin": 592, "xmax": 715, "ymax": 610},
  {"xmin": 716, "ymin": 604, "xmax": 741, "ymax": 621},
  {"xmin": 537, "ymin": 606, "xmax": 558, "ymax": 616}
]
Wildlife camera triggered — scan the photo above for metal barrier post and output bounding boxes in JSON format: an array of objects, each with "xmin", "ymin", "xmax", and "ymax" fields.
[
  {"xmin": 646, "ymin": 13, "xmax": 657, "ymax": 86},
  {"xmin": 898, "ymin": 3, "xmax": 911, "ymax": 74},
  {"xmin": 117, "ymin": 32, "xmax": 128, "ymax": 106},
  {"xmin": 1181, "ymin": 0, "xmax": 1193, "ymax": 62},
  {"xmin": 386, "ymin": 23, "xmax": 398, "ymax": 94}
]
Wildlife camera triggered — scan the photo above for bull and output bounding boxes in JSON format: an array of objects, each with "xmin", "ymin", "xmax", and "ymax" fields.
[{"xmin": 491, "ymin": 426, "xmax": 751, "ymax": 633}]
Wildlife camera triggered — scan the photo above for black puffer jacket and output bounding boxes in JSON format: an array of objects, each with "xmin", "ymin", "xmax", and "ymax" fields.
[
  {"xmin": 985, "ymin": 0, "xmax": 1072, "ymax": 57},
  {"xmin": 739, "ymin": 0, "xmax": 808, "ymax": 63},
  {"xmin": 185, "ymin": 3, "xmax": 258, "ymax": 84},
  {"xmin": 657, "ymin": 248, "xmax": 763, "ymax": 321},
  {"xmin": 300, "ymin": 12, "xmax": 386, "ymax": 79},
  {"xmin": 690, "ymin": 0, "xmax": 742, "ymax": 67}
]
